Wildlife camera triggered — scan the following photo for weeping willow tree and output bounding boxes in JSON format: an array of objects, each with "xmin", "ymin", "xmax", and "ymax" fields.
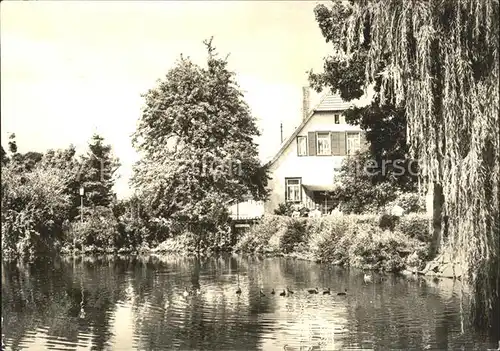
[{"xmin": 324, "ymin": 0, "xmax": 499, "ymax": 332}]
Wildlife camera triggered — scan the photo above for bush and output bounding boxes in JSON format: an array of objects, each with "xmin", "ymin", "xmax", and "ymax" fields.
[
  {"xmin": 280, "ymin": 219, "xmax": 307, "ymax": 253},
  {"xmin": 153, "ymin": 232, "xmax": 197, "ymax": 255},
  {"xmin": 274, "ymin": 202, "xmax": 294, "ymax": 216},
  {"xmin": 332, "ymin": 151, "xmax": 402, "ymax": 214},
  {"xmin": 1, "ymin": 162, "xmax": 72, "ymax": 260},
  {"xmin": 116, "ymin": 215, "xmax": 149, "ymax": 249},
  {"xmin": 234, "ymin": 215, "xmax": 290, "ymax": 254},
  {"xmin": 234, "ymin": 213, "xmax": 431, "ymax": 273},
  {"xmin": 379, "ymin": 214, "xmax": 400, "ymax": 231},
  {"xmin": 299, "ymin": 207, "xmax": 310, "ymax": 217},
  {"xmin": 349, "ymin": 228, "xmax": 406, "ymax": 271},
  {"xmin": 313, "ymin": 218, "xmax": 353, "ymax": 265},
  {"xmin": 67, "ymin": 206, "xmax": 119, "ymax": 250},
  {"xmin": 198, "ymin": 221, "xmax": 233, "ymax": 253},
  {"xmin": 395, "ymin": 213, "xmax": 430, "ymax": 242}
]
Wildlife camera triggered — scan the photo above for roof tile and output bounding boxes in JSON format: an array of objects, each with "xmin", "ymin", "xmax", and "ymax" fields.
[{"xmin": 314, "ymin": 93, "xmax": 353, "ymax": 111}]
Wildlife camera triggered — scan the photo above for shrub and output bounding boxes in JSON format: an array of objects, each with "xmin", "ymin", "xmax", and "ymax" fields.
[
  {"xmin": 199, "ymin": 221, "xmax": 233, "ymax": 253},
  {"xmin": 153, "ymin": 232, "xmax": 197, "ymax": 255},
  {"xmin": 280, "ymin": 219, "xmax": 307, "ymax": 253},
  {"xmin": 348, "ymin": 227, "xmax": 421, "ymax": 271},
  {"xmin": 1, "ymin": 162, "xmax": 72, "ymax": 260},
  {"xmin": 116, "ymin": 215, "xmax": 149, "ymax": 249},
  {"xmin": 274, "ymin": 202, "xmax": 294, "ymax": 216},
  {"xmin": 299, "ymin": 207, "xmax": 310, "ymax": 217},
  {"xmin": 315, "ymin": 228, "xmax": 351, "ymax": 266},
  {"xmin": 67, "ymin": 206, "xmax": 119, "ymax": 250},
  {"xmin": 234, "ymin": 215, "xmax": 290, "ymax": 254},
  {"xmin": 234, "ymin": 213, "xmax": 432, "ymax": 273},
  {"xmin": 395, "ymin": 213, "xmax": 430, "ymax": 242},
  {"xmin": 378, "ymin": 214, "xmax": 400, "ymax": 231},
  {"xmin": 332, "ymin": 151, "xmax": 402, "ymax": 214}
]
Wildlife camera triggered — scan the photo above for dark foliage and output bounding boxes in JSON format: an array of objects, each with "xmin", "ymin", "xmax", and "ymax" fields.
[{"xmin": 379, "ymin": 214, "xmax": 400, "ymax": 232}]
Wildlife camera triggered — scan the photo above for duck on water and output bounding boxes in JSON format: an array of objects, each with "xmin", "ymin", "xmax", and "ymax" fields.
[
  {"xmin": 233, "ymin": 286, "xmax": 349, "ymax": 297},
  {"xmin": 337, "ymin": 289, "xmax": 348, "ymax": 296}
]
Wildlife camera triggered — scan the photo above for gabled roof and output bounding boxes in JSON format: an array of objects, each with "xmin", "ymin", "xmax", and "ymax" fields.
[
  {"xmin": 265, "ymin": 91, "xmax": 353, "ymax": 167},
  {"xmin": 314, "ymin": 94, "xmax": 352, "ymax": 111}
]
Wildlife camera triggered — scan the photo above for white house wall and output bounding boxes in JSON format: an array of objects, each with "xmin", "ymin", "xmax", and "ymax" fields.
[{"xmin": 264, "ymin": 111, "xmax": 363, "ymax": 213}]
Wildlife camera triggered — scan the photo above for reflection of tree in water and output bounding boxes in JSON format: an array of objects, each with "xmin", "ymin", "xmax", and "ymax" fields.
[
  {"xmin": 1, "ymin": 256, "xmax": 129, "ymax": 350},
  {"xmin": 345, "ymin": 275, "xmax": 477, "ymax": 350},
  {"xmin": 2, "ymin": 259, "xmax": 82, "ymax": 349},
  {"xmin": 2, "ymin": 255, "xmax": 494, "ymax": 350},
  {"xmin": 77, "ymin": 257, "xmax": 128, "ymax": 350},
  {"xmin": 128, "ymin": 255, "xmax": 270, "ymax": 350}
]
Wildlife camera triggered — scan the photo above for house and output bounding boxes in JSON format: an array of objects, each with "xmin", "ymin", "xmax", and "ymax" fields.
[{"xmin": 263, "ymin": 87, "xmax": 370, "ymax": 215}]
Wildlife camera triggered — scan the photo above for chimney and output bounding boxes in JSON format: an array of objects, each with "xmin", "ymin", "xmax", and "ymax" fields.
[{"xmin": 302, "ymin": 86, "xmax": 310, "ymax": 121}]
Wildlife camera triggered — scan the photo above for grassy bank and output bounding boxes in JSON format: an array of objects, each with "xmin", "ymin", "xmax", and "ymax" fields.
[
  {"xmin": 234, "ymin": 214, "xmax": 431, "ymax": 273},
  {"xmin": 57, "ymin": 213, "xmax": 432, "ymax": 274}
]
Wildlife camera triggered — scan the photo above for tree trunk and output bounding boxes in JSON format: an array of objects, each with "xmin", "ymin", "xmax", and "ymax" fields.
[{"xmin": 429, "ymin": 182, "xmax": 445, "ymax": 258}]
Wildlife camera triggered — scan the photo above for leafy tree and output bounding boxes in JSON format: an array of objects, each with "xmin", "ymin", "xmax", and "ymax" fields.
[
  {"xmin": 43, "ymin": 145, "xmax": 82, "ymax": 220},
  {"xmin": 112, "ymin": 195, "xmax": 152, "ymax": 249},
  {"xmin": 309, "ymin": 1, "xmax": 418, "ymax": 192},
  {"xmin": 332, "ymin": 150, "xmax": 400, "ymax": 214},
  {"xmin": 3, "ymin": 134, "xmax": 43, "ymax": 172},
  {"xmin": 6, "ymin": 134, "xmax": 24, "ymax": 168},
  {"xmin": 1, "ymin": 152, "xmax": 73, "ymax": 260},
  {"xmin": 20, "ymin": 152, "xmax": 44, "ymax": 171},
  {"xmin": 8, "ymin": 133, "xmax": 17, "ymax": 154},
  {"xmin": 132, "ymin": 38, "xmax": 269, "ymax": 252},
  {"xmin": 78, "ymin": 134, "xmax": 120, "ymax": 209}
]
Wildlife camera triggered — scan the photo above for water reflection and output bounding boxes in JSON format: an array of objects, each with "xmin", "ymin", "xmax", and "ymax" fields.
[{"xmin": 1, "ymin": 255, "xmax": 497, "ymax": 350}]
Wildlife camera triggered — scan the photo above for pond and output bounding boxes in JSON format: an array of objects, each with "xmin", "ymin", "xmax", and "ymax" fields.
[{"xmin": 1, "ymin": 255, "xmax": 498, "ymax": 350}]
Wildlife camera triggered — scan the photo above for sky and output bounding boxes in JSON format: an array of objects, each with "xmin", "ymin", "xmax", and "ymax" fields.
[{"xmin": 1, "ymin": 0, "xmax": 332, "ymax": 198}]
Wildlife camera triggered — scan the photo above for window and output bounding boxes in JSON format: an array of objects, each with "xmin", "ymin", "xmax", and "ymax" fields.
[
  {"xmin": 334, "ymin": 114, "xmax": 340, "ymax": 124},
  {"xmin": 297, "ymin": 136, "xmax": 307, "ymax": 156},
  {"xmin": 285, "ymin": 178, "xmax": 301, "ymax": 202},
  {"xmin": 347, "ymin": 132, "xmax": 361, "ymax": 155},
  {"xmin": 316, "ymin": 132, "xmax": 331, "ymax": 155}
]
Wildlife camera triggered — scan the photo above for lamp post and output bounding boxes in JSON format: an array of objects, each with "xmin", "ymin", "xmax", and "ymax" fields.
[
  {"xmin": 79, "ymin": 186, "xmax": 85, "ymax": 224},
  {"xmin": 74, "ymin": 186, "xmax": 84, "ymax": 254}
]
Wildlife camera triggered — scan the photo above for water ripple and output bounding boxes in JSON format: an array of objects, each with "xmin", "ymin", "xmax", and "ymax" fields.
[{"xmin": 2, "ymin": 256, "xmax": 498, "ymax": 351}]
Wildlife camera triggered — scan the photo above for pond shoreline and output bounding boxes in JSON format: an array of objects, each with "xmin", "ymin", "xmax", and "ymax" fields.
[
  {"xmin": 58, "ymin": 243, "xmax": 460, "ymax": 282},
  {"xmin": 56, "ymin": 213, "xmax": 462, "ymax": 282}
]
